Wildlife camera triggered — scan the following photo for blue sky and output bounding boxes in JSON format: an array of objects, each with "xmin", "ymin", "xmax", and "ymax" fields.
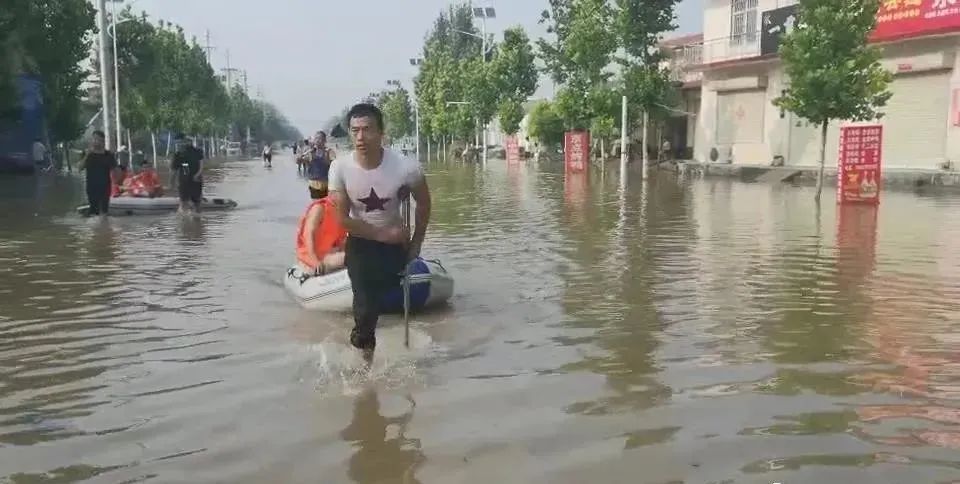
[{"xmin": 130, "ymin": 0, "xmax": 703, "ymax": 134}]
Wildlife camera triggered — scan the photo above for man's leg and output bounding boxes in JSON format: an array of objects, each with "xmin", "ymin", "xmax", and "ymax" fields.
[
  {"xmin": 177, "ymin": 175, "xmax": 190, "ymax": 212},
  {"xmin": 191, "ymin": 180, "xmax": 203, "ymax": 212},
  {"xmin": 86, "ymin": 187, "xmax": 102, "ymax": 216},
  {"xmin": 346, "ymin": 237, "xmax": 380, "ymax": 352},
  {"xmin": 100, "ymin": 188, "xmax": 111, "ymax": 215}
]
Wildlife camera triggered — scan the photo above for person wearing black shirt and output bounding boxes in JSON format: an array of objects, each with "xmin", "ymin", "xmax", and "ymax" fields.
[
  {"xmin": 79, "ymin": 130, "xmax": 119, "ymax": 216},
  {"xmin": 169, "ymin": 135, "xmax": 204, "ymax": 213}
]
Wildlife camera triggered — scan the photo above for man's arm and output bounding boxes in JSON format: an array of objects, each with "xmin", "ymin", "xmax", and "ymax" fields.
[
  {"xmin": 194, "ymin": 150, "xmax": 204, "ymax": 180},
  {"xmin": 408, "ymin": 175, "xmax": 431, "ymax": 259},
  {"xmin": 331, "ymin": 189, "xmax": 393, "ymax": 242}
]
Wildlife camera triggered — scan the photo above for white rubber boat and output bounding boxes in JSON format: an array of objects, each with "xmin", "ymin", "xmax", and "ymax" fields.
[
  {"xmin": 284, "ymin": 257, "xmax": 454, "ymax": 312},
  {"xmin": 76, "ymin": 196, "xmax": 238, "ymax": 216}
]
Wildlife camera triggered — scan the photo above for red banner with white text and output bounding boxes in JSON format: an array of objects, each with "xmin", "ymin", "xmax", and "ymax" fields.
[
  {"xmin": 837, "ymin": 125, "xmax": 882, "ymax": 205},
  {"xmin": 872, "ymin": 0, "xmax": 960, "ymax": 41},
  {"xmin": 564, "ymin": 131, "xmax": 590, "ymax": 174}
]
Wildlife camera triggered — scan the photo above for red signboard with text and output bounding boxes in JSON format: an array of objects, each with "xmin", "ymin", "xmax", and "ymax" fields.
[
  {"xmin": 872, "ymin": 0, "xmax": 960, "ymax": 42},
  {"xmin": 837, "ymin": 125, "xmax": 882, "ymax": 205},
  {"xmin": 564, "ymin": 131, "xmax": 590, "ymax": 174},
  {"xmin": 505, "ymin": 135, "xmax": 521, "ymax": 165}
]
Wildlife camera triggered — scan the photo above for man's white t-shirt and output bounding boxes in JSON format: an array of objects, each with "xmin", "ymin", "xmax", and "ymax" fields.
[{"xmin": 328, "ymin": 148, "xmax": 423, "ymax": 230}]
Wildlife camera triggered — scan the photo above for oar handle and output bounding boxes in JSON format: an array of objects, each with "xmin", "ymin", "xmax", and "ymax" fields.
[{"xmin": 402, "ymin": 193, "xmax": 412, "ymax": 349}]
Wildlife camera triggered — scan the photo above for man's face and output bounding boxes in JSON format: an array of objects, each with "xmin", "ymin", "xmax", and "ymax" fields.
[
  {"xmin": 350, "ymin": 116, "xmax": 381, "ymax": 155},
  {"xmin": 91, "ymin": 134, "xmax": 105, "ymax": 151},
  {"xmin": 315, "ymin": 134, "xmax": 326, "ymax": 148}
]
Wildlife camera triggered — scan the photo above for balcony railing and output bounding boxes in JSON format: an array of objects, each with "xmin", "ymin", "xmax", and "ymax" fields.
[
  {"xmin": 698, "ymin": 31, "xmax": 762, "ymax": 65},
  {"xmin": 666, "ymin": 41, "xmax": 704, "ymax": 84}
]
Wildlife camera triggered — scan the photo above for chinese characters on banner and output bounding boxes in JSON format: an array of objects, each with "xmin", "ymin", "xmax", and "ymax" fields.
[
  {"xmin": 505, "ymin": 135, "xmax": 521, "ymax": 165},
  {"xmin": 837, "ymin": 125, "xmax": 882, "ymax": 205},
  {"xmin": 873, "ymin": 0, "xmax": 960, "ymax": 42},
  {"xmin": 564, "ymin": 131, "xmax": 590, "ymax": 174}
]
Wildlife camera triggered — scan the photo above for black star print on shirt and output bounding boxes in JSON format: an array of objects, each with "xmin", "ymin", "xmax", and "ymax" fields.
[{"xmin": 358, "ymin": 187, "xmax": 390, "ymax": 212}]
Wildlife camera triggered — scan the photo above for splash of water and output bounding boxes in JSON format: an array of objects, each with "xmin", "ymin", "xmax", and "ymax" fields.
[{"xmin": 297, "ymin": 326, "xmax": 436, "ymax": 396}]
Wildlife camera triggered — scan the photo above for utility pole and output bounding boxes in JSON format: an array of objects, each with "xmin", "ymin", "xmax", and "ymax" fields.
[
  {"xmin": 474, "ymin": 6, "xmax": 496, "ymax": 166},
  {"xmin": 96, "ymin": 0, "xmax": 114, "ymax": 150},
  {"xmin": 203, "ymin": 30, "xmax": 215, "ymax": 64},
  {"xmin": 110, "ymin": 0, "xmax": 122, "ymax": 151}
]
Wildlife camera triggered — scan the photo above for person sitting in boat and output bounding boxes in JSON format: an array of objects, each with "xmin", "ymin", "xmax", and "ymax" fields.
[
  {"xmin": 110, "ymin": 159, "xmax": 130, "ymax": 197},
  {"xmin": 120, "ymin": 160, "xmax": 164, "ymax": 198},
  {"xmin": 296, "ymin": 192, "xmax": 348, "ymax": 275}
]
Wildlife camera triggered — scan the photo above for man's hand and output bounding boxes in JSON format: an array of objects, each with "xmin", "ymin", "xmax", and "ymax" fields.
[
  {"xmin": 407, "ymin": 239, "xmax": 422, "ymax": 262},
  {"xmin": 377, "ymin": 226, "xmax": 410, "ymax": 246}
]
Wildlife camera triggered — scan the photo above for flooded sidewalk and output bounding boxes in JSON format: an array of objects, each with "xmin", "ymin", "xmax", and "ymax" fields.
[{"xmin": 1, "ymin": 156, "xmax": 959, "ymax": 483}]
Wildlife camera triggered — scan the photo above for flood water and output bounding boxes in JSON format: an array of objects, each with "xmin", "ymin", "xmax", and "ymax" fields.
[{"xmin": 2, "ymin": 154, "xmax": 960, "ymax": 483}]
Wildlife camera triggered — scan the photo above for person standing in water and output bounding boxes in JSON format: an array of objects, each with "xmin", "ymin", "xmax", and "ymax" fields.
[
  {"xmin": 262, "ymin": 143, "xmax": 273, "ymax": 167},
  {"xmin": 329, "ymin": 103, "xmax": 432, "ymax": 359},
  {"xmin": 170, "ymin": 135, "xmax": 204, "ymax": 214},
  {"xmin": 78, "ymin": 130, "xmax": 120, "ymax": 216},
  {"xmin": 307, "ymin": 131, "xmax": 336, "ymax": 199}
]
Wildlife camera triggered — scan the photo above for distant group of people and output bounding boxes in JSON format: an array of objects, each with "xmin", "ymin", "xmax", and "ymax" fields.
[
  {"xmin": 295, "ymin": 103, "xmax": 432, "ymax": 360},
  {"xmin": 78, "ymin": 130, "xmax": 204, "ymax": 216}
]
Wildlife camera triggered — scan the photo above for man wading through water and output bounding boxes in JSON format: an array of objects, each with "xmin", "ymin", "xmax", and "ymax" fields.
[
  {"xmin": 170, "ymin": 135, "xmax": 204, "ymax": 214},
  {"xmin": 79, "ymin": 130, "xmax": 120, "ymax": 216},
  {"xmin": 329, "ymin": 103, "xmax": 432, "ymax": 360}
]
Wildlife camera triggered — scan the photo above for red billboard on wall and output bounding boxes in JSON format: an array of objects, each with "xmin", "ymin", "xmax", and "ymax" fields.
[
  {"xmin": 564, "ymin": 131, "xmax": 590, "ymax": 174},
  {"xmin": 837, "ymin": 125, "xmax": 882, "ymax": 205},
  {"xmin": 872, "ymin": 0, "xmax": 960, "ymax": 42}
]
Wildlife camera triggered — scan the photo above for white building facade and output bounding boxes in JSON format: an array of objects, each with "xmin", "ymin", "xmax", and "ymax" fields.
[{"xmin": 679, "ymin": 0, "xmax": 960, "ymax": 170}]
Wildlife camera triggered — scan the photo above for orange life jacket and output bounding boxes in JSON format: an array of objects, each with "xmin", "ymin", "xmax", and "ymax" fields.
[
  {"xmin": 124, "ymin": 170, "xmax": 162, "ymax": 197},
  {"xmin": 296, "ymin": 198, "xmax": 347, "ymax": 267}
]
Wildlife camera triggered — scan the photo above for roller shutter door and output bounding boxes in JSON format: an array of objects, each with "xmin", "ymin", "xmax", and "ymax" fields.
[
  {"xmin": 880, "ymin": 71, "xmax": 949, "ymax": 169},
  {"xmin": 716, "ymin": 89, "xmax": 765, "ymax": 144}
]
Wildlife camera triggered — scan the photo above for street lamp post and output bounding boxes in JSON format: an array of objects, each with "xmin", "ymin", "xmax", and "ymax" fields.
[
  {"xmin": 409, "ymin": 58, "xmax": 425, "ymax": 161},
  {"xmin": 107, "ymin": 0, "xmax": 141, "ymax": 154},
  {"xmin": 95, "ymin": 0, "xmax": 113, "ymax": 150},
  {"xmin": 473, "ymin": 6, "xmax": 496, "ymax": 165}
]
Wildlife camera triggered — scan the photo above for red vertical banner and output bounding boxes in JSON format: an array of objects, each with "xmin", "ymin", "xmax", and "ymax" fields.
[
  {"xmin": 837, "ymin": 125, "xmax": 882, "ymax": 205},
  {"xmin": 505, "ymin": 135, "xmax": 521, "ymax": 165},
  {"xmin": 564, "ymin": 130, "xmax": 590, "ymax": 174}
]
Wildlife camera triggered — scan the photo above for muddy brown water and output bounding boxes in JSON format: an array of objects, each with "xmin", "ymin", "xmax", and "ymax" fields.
[{"xmin": 1, "ymin": 156, "xmax": 960, "ymax": 483}]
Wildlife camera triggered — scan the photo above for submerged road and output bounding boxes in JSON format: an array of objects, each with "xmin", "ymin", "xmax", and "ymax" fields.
[{"xmin": 1, "ymin": 154, "xmax": 960, "ymax": 483}]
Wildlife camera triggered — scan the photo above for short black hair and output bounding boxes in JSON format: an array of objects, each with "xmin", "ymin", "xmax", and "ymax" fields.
[
  {"xmin": 346, "ymin": 103, "xmax": 384, "ymax": 131},
  {"xmin": 92, "ymin": 130, "xmax": 105, "ymax": 138}
]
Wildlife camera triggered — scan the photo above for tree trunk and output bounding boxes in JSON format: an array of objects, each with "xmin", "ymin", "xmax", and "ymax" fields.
[
  {"xmin": 815, "ymin": 119, "xmax": 829, "ymax": 202},
  {"xmin": 151, "ymin": 131, "xmax": 158, "ymax": 169}
]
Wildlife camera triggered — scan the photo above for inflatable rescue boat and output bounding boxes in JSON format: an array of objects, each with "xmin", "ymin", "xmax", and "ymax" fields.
[
  {"xmin": 284, "ymin": 257, "xmax": 454, "ymax": 312},
  {"xmin": 76, "ymin": 196, "xmax": 238, "ymax": 216}
]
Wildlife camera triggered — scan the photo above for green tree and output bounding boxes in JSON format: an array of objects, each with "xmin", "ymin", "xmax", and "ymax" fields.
[
  {"xmin": 497, "ymin": 99, "xmax": 525, "ymax": 136},
  {"xmin": 491, "ymin": 27, "xmax": 538, "ymax": 135},
  {"xmin": 774, "ymin": 0, "xmax": 892, "ymax": 201},
  {"xmin": 13, "ymin": 0, "xmax": 96, "ymax": 143},
  {"xmin": 415, "ymin": 3, "xmax": 485, "ymax": 151},
  {"xmin": 614, "ymin": 0, "xmax": 681, "ymax": 122},
  {"xmin": 538, "ymin": 0, "xmax": 617, "ymax": 129},
  {"xmin": 110, "ymin": 12, "xmax": 299, "ymax": 152},
  {"xmin": 527, "ymin": 100, "xmax": 565, "ymax": 152},
  {"xmin": 378, "ymin": 87, "xmax": 415, "ymax": 141}
]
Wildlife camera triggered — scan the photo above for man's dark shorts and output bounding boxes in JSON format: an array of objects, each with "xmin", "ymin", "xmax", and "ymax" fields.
[{"xmin": 178, "ymin": 176, "xmax": 203, "ymax": 203}]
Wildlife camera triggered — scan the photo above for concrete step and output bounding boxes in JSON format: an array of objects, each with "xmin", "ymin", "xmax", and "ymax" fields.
[{"xmin": 754, "ymin": 168, "xmax": 803, "ymax": 184}]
